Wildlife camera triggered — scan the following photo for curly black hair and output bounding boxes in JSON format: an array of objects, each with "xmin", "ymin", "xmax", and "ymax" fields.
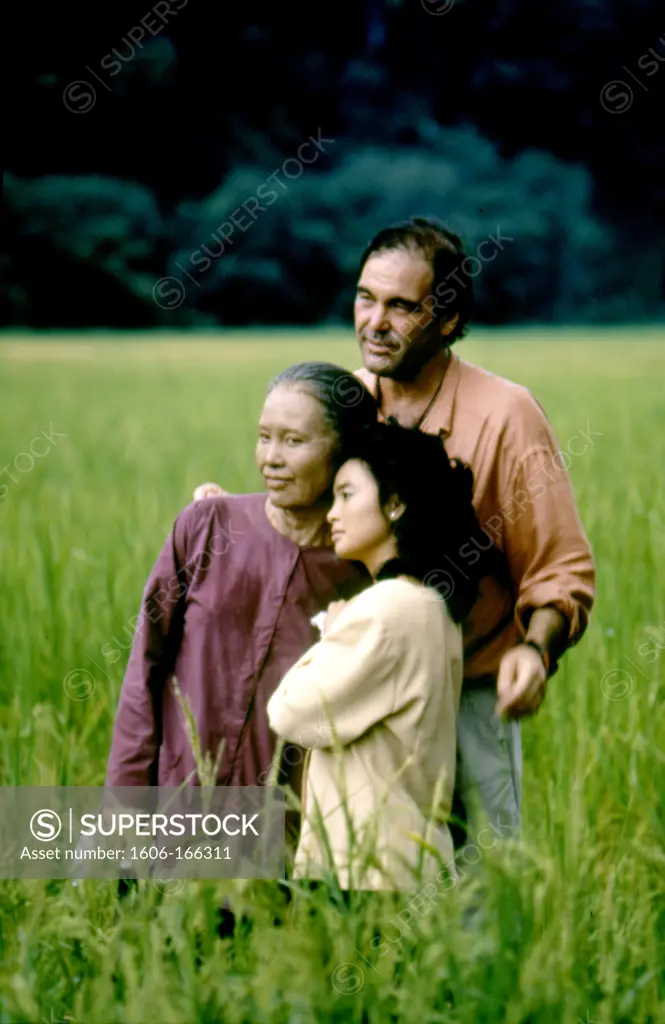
[{"xmin": 336, "ymin": 418, "xmax": 504, "ymax": 623}]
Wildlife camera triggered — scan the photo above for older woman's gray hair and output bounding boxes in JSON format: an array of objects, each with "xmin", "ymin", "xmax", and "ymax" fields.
[
  {"xmin": 266, "ymin": 362, "xmax": 377, "ymax": 457},
  {"xmin": 193, "ymin": 362, "xmax": 377, "ymax": 501}
]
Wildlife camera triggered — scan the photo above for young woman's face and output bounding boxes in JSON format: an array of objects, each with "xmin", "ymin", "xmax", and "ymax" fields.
[
  {"xmin": 327, "ymin": 458, "xmax": 399, "ymax": 574},
  {"xmin": 256, "ymin": 384, "xmax": 338, "ymax": 509}
]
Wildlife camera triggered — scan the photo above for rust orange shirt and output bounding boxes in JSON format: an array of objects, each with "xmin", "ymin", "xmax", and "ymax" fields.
[{"xmin": 356, "ymin": 353, "xmax": 596, "ymax": 681}]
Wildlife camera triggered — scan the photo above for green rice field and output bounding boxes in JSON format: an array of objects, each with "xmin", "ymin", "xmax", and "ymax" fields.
[{"xmin": 0, "ymin": 327, "xmax": 663, "ymax": 1023}]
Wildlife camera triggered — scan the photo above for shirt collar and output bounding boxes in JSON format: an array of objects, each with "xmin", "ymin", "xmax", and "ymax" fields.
[
  {"xmin": 434, "ymin": 349, "xmax": 461, "ymax": 440},
  {"xmin": 359, "ymin": 348, "xmax": 461, "ymax": 440}
]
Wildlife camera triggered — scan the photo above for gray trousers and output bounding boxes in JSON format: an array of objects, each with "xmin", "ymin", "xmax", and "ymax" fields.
[{"xmin": 453, "ymin": 683, "xmax": 522, "ymax": 846}]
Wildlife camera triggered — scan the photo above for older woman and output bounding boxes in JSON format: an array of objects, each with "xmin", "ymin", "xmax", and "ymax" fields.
[
  {"xmin": 105, "ymin": 363, "xmax": 376, "ymax": 800},
  {"xmin": 267, "ymin": 420, "xmax": 501, "ymax": 893}
]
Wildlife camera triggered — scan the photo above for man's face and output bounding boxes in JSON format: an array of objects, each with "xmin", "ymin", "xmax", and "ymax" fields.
[{"xmin": 354, "ymin": 248, "xmax": 449, "ymax": 380}]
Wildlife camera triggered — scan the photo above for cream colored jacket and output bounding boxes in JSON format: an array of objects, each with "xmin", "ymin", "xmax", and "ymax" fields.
[{"xmin": 267, "ymin": 576, "xmax": 463, "ymax": 891}]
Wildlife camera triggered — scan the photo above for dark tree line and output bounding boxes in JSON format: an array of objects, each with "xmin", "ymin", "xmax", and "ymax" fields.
[{"xmin": 3, "ymin": 0, "xmax": 664, "ymax": 328}]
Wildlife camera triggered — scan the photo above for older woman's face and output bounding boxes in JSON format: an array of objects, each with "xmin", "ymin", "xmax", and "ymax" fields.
[{"xmin": 256, "ymin": 384, "xmax": 338, "ymax": 509}]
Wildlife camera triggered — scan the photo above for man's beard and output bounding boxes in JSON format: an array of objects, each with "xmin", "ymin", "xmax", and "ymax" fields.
[{"xmin": 371, "ymin": 333, "xmax": 445, "ymax": 382}]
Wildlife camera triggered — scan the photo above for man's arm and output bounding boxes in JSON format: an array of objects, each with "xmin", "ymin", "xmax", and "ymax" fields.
[
  {"xmin": 494, "ymin": 392, "xmax": 596, "ymax": 718},
  {"xmin": 524, "ymin": 606, "xmax": 569, "ymax": 667},
  {"xmin": 193, "ymin": 483, "xmax": 228, "ymax": 501},
  {"xmin": 496, "ymin": 606, "xmax": 568, "ymax": 717}
]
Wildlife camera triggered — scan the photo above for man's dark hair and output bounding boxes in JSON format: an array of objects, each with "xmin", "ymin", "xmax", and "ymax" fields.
[
  {"xmin": 358, "ymin": 216, "xmax": 473, "ymax": 344},
  {"xmin": 338, "ymin": 419, "xmax": 503, "ymax": 623}
]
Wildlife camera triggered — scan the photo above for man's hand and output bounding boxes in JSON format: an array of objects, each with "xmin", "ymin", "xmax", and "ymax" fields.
[
  {"xmin": 193, "ymin": 482, "xmax": 228, "ymax": 501},
  {"xmin": 496, "ymin": 645, "xmax": 547, "ymax": 719},
  {"xmin": 322, "ymin": 600, "xmax": 348, "ymax": 636}
]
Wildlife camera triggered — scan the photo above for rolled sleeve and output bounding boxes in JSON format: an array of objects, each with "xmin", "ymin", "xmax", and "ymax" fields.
[
  {"xmin": 498, "ymin": 396, "xmax": 596, "ymax": 646},
  {"xmin": 105, "ymin": 513, "xmax": 190, "ymax": 787},
  {"xmin": 267, "ymin": 604, "xmax": 396, "ymax": 749}
]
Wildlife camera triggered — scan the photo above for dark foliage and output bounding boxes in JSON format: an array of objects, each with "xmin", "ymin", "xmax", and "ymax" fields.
[{"xmin": 4, "ymin": 0, "xmax": 664, "ymax": 328}]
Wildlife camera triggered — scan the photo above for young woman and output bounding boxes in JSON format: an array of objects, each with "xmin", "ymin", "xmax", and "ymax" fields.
[{"xmin": 267, "ymin": 420, "xmax": 500, "ymax": 893}]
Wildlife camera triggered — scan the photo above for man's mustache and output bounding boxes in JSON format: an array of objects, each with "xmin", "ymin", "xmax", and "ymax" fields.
[
  {"xmin": 361, "ymin": 334, "xmax": 410, "ymax": 354},
  {"xmin": 361, "ymin": 335, "xmax": 404, "ymax": 349}
]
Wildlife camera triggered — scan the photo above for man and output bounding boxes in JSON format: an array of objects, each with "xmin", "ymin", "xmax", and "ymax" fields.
[
  {"xmin": 350, "ymin": 216, "xmax": 595, "ymax": 839},
  {"xmin": 197, "ymin": 216, "xmax": 596, "ymax": 841}
]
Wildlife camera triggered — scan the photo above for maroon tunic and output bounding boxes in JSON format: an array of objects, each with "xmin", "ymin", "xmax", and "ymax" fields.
[{"xmin": 105, "ymin": 493, "xmax": 366, "ymax": 793}]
